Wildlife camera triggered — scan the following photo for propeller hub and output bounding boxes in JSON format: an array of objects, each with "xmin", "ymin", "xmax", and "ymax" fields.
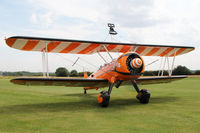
[{"xmin": 130, "ymin": 58, "xmax": 143, "ymax": 69}]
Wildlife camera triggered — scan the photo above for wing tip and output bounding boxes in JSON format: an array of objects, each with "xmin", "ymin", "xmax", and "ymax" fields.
[{"xmin": 6, "ymin": 38, "xmax": 17, "ymax": 47}]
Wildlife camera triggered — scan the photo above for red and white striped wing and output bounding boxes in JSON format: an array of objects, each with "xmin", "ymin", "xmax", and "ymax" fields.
[{"xmin": 6, "ymin": 36, "xmax": 195, "ymax": 57}]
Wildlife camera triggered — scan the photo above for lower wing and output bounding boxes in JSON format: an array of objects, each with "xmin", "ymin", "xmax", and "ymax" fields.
[
  {"xmin": 11, "ymin": 76, "xmax": 187, "ymax": 88},
  {"xmin": 123, "ymin": 75, "xmax": 187, "ymax": 86}
]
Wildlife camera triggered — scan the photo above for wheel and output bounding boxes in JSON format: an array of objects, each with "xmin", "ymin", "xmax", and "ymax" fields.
[
  {"xmin": 97, "ymin": 91, "xmax": 110, "ymax": 107},
  {"xmin": 136, "ymin": 89, "xmax": 150, "ymax": 104}
]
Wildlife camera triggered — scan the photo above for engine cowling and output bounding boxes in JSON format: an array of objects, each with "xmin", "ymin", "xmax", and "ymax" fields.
[{"xmin": 115, "ymin": 52, "xmax": 145, "ymax": 75}]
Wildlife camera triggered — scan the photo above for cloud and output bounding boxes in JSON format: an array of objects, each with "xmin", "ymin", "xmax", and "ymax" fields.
[
  {"xmin": 1, "ymin": 0, "xmax": 199, "ymax": 72},
  {"xmin": 30, "ymin": 13, "xmax": 38, "ymax": 24},
  {"xmin": 30, "ymin": 12, "xmax": 52, "ymax": 28}
]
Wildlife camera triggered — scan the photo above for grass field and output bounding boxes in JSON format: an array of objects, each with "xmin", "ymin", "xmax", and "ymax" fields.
[{"xmin": 0, "ymin": 77, "xmax": 200, "ymax": 133}]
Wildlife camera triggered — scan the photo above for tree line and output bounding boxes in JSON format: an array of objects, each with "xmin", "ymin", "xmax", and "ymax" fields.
[
  {"xmin": 55, "ymin": 67, "xmax": 92, "ymax": 77},
  {"xmin": 1, "ymin": 65, "xmax": 200, "ymax": 77},
  {"xmin": 143, "ymin": 65, "xmax": 200, "ymax": 76}
]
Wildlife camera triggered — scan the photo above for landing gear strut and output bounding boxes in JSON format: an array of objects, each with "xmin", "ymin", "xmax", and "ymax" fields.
[
  {"xmin": 131, "ymin": 80, "xmax": 150, "ymax": 104},
  {"xmin": 84, "ymin": 89, "xmax": 87, "ymax": 94},
  {"xmin": 97, "ymin": 83, "xmax": 114, "ymax": 107}
]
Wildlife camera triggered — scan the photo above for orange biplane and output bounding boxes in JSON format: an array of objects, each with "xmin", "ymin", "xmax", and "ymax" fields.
[{"xmin": 5, "ymin": 35, "xmax": 195, "ymax": 107}]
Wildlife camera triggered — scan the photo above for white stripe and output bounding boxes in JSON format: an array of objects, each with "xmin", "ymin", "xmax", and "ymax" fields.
[
  {"xmin": 140, "ymin": 47, "xmax": 153, "ymax": 56},
  {"xmin": 166, "ymin": 48, "xmax": 180, "ymax": 57},
  {"xmin": 152, "ymin": 47, "xmax": 168, "ymax": 56},
  {"xmin": 87, "ymin": 45, "xmax": 102, "ymax": 54},
  {"xmin": 32, "ymin": 40, "xmax": 47, "ymax": 51},
  {"xmin": 51, "ymin": 42, "xmax": 71, "ymax": 53},
  {"xmin": 12, "ymin": 39, "xmax": 28, "ymax": 50},
  {"xmin": 70, "ymin": 43, "xmax": 91, "ymax": 53},
  {"xmin": 178, "ymin": 48, "xmax": 191, "ymax": 56},
  {"xmin": 109, "ymin": 45, "xmax": 123, "ymax": 52},
  {"xmin": 136, "ymin": 59, "xmax": 142, "ymax": 66}
]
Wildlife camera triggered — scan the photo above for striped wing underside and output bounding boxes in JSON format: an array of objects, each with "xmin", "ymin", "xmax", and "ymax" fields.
[{"xmin": 6, "ymin": 36, "xmax": 194, "ymax": 57}]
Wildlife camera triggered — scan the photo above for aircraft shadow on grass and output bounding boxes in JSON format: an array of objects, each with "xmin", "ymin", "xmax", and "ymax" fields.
[{"xmin": 0, "ymin": 95, "xmax": 180, "ymax": 114}]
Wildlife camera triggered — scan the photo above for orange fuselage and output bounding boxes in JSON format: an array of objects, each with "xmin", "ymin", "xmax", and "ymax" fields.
[{"xmin": 89, "ymin": 52, "xmax": 145, "ymax": 84}]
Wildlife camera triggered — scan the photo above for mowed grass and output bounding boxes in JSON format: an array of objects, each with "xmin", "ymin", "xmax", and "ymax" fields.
[{"xmin": 0, "ymin": 77, "xmax": 200, "ymax": 133}]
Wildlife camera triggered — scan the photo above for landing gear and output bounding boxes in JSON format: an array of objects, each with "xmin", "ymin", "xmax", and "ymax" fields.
[
  {"xmin": 97, "ymin": 83, "xmax": 114, "ymax": 107},
  {"xmin": 84, "ymin": 89, "xmax": 87, "ymax": 94},
  {"xmin": 131, "ymin": 80, "xmax": 150, "ymax": 104},
  {"xmin": 136, "ymin": 89, "xmax": 150, "ymax": 103}
]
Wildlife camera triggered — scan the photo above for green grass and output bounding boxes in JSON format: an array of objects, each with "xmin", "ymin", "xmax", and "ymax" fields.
[{"xmin": 0, "ymin": 77, "xmax": 200, "ymax": 133}]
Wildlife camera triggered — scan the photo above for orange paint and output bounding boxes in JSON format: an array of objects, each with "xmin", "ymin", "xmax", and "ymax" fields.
[
  {"xmin": 159, "ymin": 47, "xmax": 174, "ymax": 57},
  {"xmin": 120, "ymin": 45, "xmax": 131, "ymax": 52},
  {"xmin": 106, "ymin": 44, "xmax": 117, "ymax": 51},
  {"xmin": 6, "ymin": 38, "xmax": 17, "ymax": 47},
  {"xmin": 136, "ymin": 46, "xmax": 146, "ymax": 54},
  {"xmin": 22, "ymin": 40, "xmax": 39, "ymax": 51},
  {"xmin": 46, "ymin": 41, "xmax": 61, "ymax": 52},
  {"xmin": 88, "ymin": 52, "xmax": 145, "ymax": 85},
  {"xmin": 78, "ymin": 43, "xmax": 100, "ymax": 54},
  {"xmin": 170, "ymin": 48, "xmax": 186, "ymax": 56},
  {"xmin": 97, "ymin": 94, "xmax": 103, "ymax": 103},
  {"xmin": 146, "ymin": 47, "xmax": 160, "ymax": 56},
  {"xmin": 60, "ymin": 42, "xmax": 81, "ymax": 53}
]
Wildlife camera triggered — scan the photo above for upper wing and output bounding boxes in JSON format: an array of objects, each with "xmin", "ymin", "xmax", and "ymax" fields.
[
  {"xmin": 6, "ymin": 36, "xmax": 194, "ymax": 57},
  {"xmin": 122, "ymin": 75, "xmax": 187, "ymax": 86},
  {"xmin": 10, "ymin": 77, "xmax": 109, "ymax": 88}
]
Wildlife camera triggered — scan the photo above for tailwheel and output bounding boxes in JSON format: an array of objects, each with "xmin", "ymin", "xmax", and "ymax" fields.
[
  {"xmin": 97, "ymin": 91, "xmax": 110, "ymax": 107},
  {"xmin": 136, "ymin": 89, "xmax": 150, "ymax": 104}
]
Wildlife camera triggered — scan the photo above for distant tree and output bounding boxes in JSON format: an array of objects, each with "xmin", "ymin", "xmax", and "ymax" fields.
[
  {"xmin": 77, "ymin": 72, "xmax": 93, "ymax": 77},
  {"xmin": 194, "ymin": 70, "xmax": 200, "ymax": 75},
  {"xmin": 78, "ymin": 72, "xmax": 84, "ymax": 77},
  {"xmin": 87, "ymin": 72, "xmax": 93, "ymax": 76},
  {"xmin": 55, "ymin": 67, "xmax": 69, "ymax": 77},
  {"xmin": 16, "ymin": 72, "xmax": 23, "ymax": 76},
  {"xmin": 70, "ymin": 70, "xmax": 78, "ymax": 77},
  {"xmin": 172, "ymin": 65, "xmax": 192, "ymax": 75}
]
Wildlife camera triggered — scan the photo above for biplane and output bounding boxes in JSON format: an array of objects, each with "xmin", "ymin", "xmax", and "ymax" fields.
[{"xmin": 5, "ymin": 35, "xmax": 195, "ymax": 107}]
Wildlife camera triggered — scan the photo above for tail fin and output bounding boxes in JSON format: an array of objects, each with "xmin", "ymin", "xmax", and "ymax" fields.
[{"xmin": 84, "ymin": 72, "xmax": 88, "ymax": 78}]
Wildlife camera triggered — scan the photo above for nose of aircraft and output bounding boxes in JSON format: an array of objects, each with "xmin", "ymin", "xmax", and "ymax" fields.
[{"xmin": 130, "ymin": 58, "xmax": 143, "ymax": 69}]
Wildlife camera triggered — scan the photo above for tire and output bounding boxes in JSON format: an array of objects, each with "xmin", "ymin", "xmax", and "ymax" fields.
[
  {"xmin": 97, "ymin": 91, "xmax": 110, "ymax": 107},
  {"xmin": 136, "ymin": 89, "xmax": 150, "ymax": 104}
]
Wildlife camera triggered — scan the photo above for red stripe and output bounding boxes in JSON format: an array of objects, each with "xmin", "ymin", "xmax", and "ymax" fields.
[
  {"xmin": 59, "ymin": 42, "xmax": 81, "ymax": 53},
  {"xmin": 136, "ymin": 46, "xmax": 147, "ymax": 54},
  {"xmin": 45, "ymin": 41, "xmax": 61, "ymax": 52},
  {"xmin": 170, "ymin": 48, "xmax": 186, "ymax": 56},
  {"xmin": 78, "ymin": 43, "xmax": 100, "ymax": 54},
  {"xmin": 22, "ymin": 40, "xmax": 39, "ymax": 50},
  {"xmin": 120, "ymin": 45, "xmax": 131, "ymax": 52},
  {"xmin": 159, "ymin": 48, "xmax": 174, "ymax": 56},
  {"xmin": 6, "ymin": 38, "xmax": 17, "ymax": 47},
  {"xmin": 146, "ymin": 47, "xmax": 160, "ymax": 56},
  {"xmin": 106, "ymin": 45, "xmax": 117, "ymax": 51}
]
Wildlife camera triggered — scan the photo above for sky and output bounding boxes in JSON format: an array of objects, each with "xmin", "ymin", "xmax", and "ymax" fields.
[{"xmin": 0, "ymin": 0, "xmax": 200, "ymax": 73}]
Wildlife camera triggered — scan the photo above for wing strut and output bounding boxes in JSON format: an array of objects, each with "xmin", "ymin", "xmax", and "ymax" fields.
[
  {"xmin": 41, "ymin": 41, "xmax": 49, "ymax": 77},
  {"xmin": 158, "ymin": 50, "xmax": 177, "ymax": 77},
  {"xmin": 97, "ymin": 52, "xmax": 108, "ymax": 63},
  {"xmin": 103, "ymin": 45, "xmax": 114, "ymax": 61},
  {"xmin": 170, "ymin": 50, "xmax": 176, "ymax": 76}
]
